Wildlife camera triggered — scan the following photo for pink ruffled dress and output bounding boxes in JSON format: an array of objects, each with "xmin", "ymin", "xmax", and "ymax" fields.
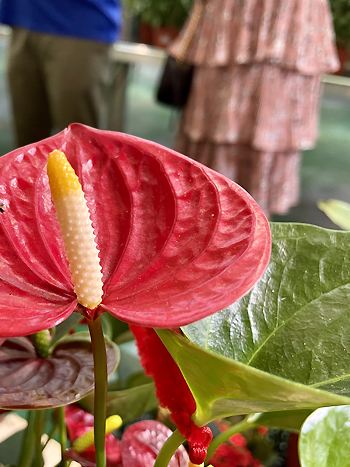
[{"xmin": 170, "ymin": 0, "xmax": 339, "ymax": 215}]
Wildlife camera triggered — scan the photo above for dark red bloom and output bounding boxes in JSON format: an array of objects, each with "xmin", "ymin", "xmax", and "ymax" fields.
[{"xmin": 131, "ymin": 325, "xmax": 212, "ymax": 464}]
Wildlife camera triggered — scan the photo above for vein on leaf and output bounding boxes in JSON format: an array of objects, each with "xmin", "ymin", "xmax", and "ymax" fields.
[{"xmin": 246, "ymin": 283, "xmax": 350, "ymax": 366}]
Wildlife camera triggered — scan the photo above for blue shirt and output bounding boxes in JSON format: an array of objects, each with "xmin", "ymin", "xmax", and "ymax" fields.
[{"xmin": 0, "ymin": 0, "xmax": 122, "ymax": 43}]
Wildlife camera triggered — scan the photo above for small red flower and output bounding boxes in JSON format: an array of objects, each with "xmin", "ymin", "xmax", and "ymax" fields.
[
  {"xmin": 209, "ymin": 442, "xmax": 262, "ymax": 467},
  {"xmin": 257, "ymin": 426, "xmax": 268, "ymax": 436}
]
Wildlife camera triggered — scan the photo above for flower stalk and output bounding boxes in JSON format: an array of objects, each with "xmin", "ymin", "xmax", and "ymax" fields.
[
  {"xmin": 88, "ymin": 315, "xmax": 108, "ymax": 467},
  {"xmin": 154, "ymin": 429, "xmax": 185, "ymax": 467}
]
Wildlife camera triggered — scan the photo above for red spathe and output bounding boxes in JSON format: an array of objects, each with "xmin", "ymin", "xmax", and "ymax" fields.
[{"xmin": 0, "ymin": 124, "xmax": 271, "ymax": 337}]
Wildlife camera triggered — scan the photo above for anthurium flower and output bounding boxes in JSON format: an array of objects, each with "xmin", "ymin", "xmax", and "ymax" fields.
[
  {"xmin": 65, "ymin": 406, "xmax": 189, "ymax": 467},
  {"xmin": 65, "ymin": 405, "xmax": 122, "ymax": 466},
  {"xmin": 121, "ymin": 420, "xmax": 190, "ymax": 466},
  {"xmin": 0, "ymin": 123, "xmax": 270, "ymax": 337}
]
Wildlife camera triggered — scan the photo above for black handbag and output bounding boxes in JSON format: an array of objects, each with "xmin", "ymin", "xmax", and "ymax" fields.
[
  {"xmin": 156, "ymin": 56, "xmax": 194, "ymax": 108},
  {"xmin": 155, "ymin": 0, "xmax": 205, "ymax": 108}
]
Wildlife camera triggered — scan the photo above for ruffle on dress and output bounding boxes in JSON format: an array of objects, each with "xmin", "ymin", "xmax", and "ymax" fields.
[
  {"xmin": 170, "ymin": 0, "xmax": 339, "ymax": 74},
  {"xmin": 175, "ymin": 132, "xmax": 301, "ymax": 216},
  {"xmin": 181, "ymin": 64, "xmax": 321, "ymax": 152}
]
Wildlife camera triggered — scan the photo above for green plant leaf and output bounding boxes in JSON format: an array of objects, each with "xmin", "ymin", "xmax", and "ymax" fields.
[
  {"xmin": 50, "ymin": 312, "xmax": 82, "ymax": 345},
  {"xmin": 80, "ymin": 382, "xmax": 157, "ymax": 424},
  {"xmin": 299, "ymin": 406, "xmax": 350, "ymax": 467},
  {"xmin": 158, "ymin": 330, "xmax": 350, "ymax": 425},
  {"xmin": 251, "ymin": 410, "xmax": 313, "ymax": 431},
  {"xmin": 318, "ymin": 199, "xmax": 350, "ymax": 230},
  {"xmin": 159, "ymin": 223, "xmax": 350, "ymax": 424}
]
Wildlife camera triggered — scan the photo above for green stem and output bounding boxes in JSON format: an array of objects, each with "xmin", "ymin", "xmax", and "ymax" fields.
[
  {"xmin": 57, "ymin": 406, "xmax": 68, "ymax": 467},
  {"xmin": 32, "ymin": 410, "xmax": 45, "ymax": 467},
  {"xmin": 154, "ymin": 429, "xmax": 185, "ymax": 467},
  {"xmin": 18, "ymin": 411, "xmax": 37, "ymax": 467},
  {"xmin": 88, "ymin": 315, "xmax": 108, "ymax": 467},
  {"xmin": 206, "ymin": 419, "xmax": 255, "ymax": 461}
]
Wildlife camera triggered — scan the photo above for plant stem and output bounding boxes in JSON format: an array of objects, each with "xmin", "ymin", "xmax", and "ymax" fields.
[
  {"xmin": 206, "ymin": 419, "xmax": 255, "ymax": 461},
  {"xmin": 18, "ymin": 411, "xmax": 37, "ymax": 467},
  {"xmin": 57, "ymin": 406, "xmax": 68, "ymax": 467},
  {"xmin": 88, "ymin": 315, "xmax": 108, "ymax": 467},
  {"xmin": 32, "ymin": 410, "xmax": 45, "ymax": 467},
  {"xmin": 154, "ymin": 429, "xmax": 185, "ymax": 467}
]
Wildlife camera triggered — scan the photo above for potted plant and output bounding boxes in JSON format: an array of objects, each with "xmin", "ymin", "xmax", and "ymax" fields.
[
  {"xmin": 122, "ymin": 0, "xmax": 193, "ymax": 48},
  {"xmin": 329, "ymin": 0, "xmax": 350, "ymax": 72}
]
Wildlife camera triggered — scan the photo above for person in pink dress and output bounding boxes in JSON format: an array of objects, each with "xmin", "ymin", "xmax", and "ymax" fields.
[{"xmin": 171, "ymin": 0, "xmax": 339, "ymax": 216}]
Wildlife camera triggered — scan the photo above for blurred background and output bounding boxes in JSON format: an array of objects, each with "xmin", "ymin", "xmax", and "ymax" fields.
[
  {"xmin": 0, "ymin": 0, "xmax": 349, "ymax": 227},
  {"xmin": 0, "ymin": 2, "xmax": 349, "ymax": 466}
]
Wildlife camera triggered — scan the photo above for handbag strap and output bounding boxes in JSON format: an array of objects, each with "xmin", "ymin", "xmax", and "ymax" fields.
[{"xmin": 176, "ymin": 0, "xmax": 205, "ymax": 62}]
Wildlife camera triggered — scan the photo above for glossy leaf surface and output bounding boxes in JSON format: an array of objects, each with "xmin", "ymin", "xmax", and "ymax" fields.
[
  {"xmin": 0, "ymin": 123, "xmax": 270, "ymax": 336},
  {"xmin": 299, "ymin": 406, "xmax": 350, "ymax": 467},
  {"xmin": 158, "ymin": 223, "xmax": 350, "ymax": 423},
  {"xmin": 0, "ymin": 335, "xmax": 118, "ymax": 409},
  {"xmin": 318, "ymin": 199, "xmax": 350, "ymax": 230},
  {"xmin": 121, "ymin": 420, "xmax": 189, "ymax": 467},
  {"xmin": 158, "ymin": 330, "xmax": 350, "ymax": 425},
  {"xmin": 183, "ymin": 223, "xmax": 350, "ymax": 395}
]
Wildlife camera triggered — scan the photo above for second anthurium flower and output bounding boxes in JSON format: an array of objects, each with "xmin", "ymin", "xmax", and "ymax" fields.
[{"xmin": 0, "ymin": 123, "xmax": 271, "ymax": 336}]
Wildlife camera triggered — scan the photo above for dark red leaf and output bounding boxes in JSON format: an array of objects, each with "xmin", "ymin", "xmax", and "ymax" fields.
[
  {"xmin": 0, "ymin": 336, "xmax": 118, "ymax": 409},
  {"xmin": 121, "ymin": 420, "xmax": 189, "ymax": 467},
  {"xmin": 0, "ymin": 124, "xmax": 270, "ymax": 336}
]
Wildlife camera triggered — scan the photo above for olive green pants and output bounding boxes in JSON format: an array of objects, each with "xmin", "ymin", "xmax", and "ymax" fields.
[{"xmin": 7, "ymin": 28, "xmax": 112, "ymax": 147}]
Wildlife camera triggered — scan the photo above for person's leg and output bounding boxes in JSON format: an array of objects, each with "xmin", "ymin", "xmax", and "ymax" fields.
[
  {"xmin": 7, "ymin": 28, "xmax": 52, "ymax": 147},
  {"xmin": 41, "ymin": 34, "xmax": 111, "ymax": 131}
]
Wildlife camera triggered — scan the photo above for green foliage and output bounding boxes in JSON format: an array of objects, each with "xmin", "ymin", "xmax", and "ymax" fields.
[
  {"xmin": 122, "ymin": 0, "xmax": 193, "ymax": 28},
  {"xmin": 80, "ymin": 383, "xmax": 157, "ymax": 424},
  {"xmin": 158, "ymin": 329, "xmax": 349, "ymax": 425},
  {"xmin": 319, "ymin": 199, "xmax": 350, "ymax": 230},
  {"xmin": 329, "ymin": 0, "xmax": 350, "ymax": 47},
  {"xmin": 299, "ymin": 406, "xmax": 350, "ymax": 466},
  {"xmin": 183, "ymin": 223, "xmax": 350, "ymax": 395},
  {"xmin": 157, "ymin": 223, "xmax": 350, "ymax": 425},
  {"xmin": 253, "ymin": 410, "xmax": 313, "ymax": 431}
]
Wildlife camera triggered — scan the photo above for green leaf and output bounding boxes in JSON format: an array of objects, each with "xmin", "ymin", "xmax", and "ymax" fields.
[
  {"xmin": 299, "ymin": 406, "xmax": 350, "ymax": 467},
  {"xmin": 158, "ymin": 330, "xmax": 349, "ymax": 425},
  {"xmin": 184, "ymin": 223, "xmax": 350, "ymax": 394},
  {"xmin": 80, "ymin": 382, "xmax": 157, "ymax": 424},
  {"xmin": 252, "ymin": 410, "xmax": 313, "ymax": 431},
  {"xmin": 50, "ymin": 312, "xmax": 82, "ymax": 345},
  {"xmin": 102, "ymin": 314, "xmax": 130, "ymax": 343},
  {"xmin": 318, "ymin": 200, "xmax": 350, "ymax": 230},
  {"xmin": 159, "ymin": 223, "xmax": 350, "ymax": 424}
]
